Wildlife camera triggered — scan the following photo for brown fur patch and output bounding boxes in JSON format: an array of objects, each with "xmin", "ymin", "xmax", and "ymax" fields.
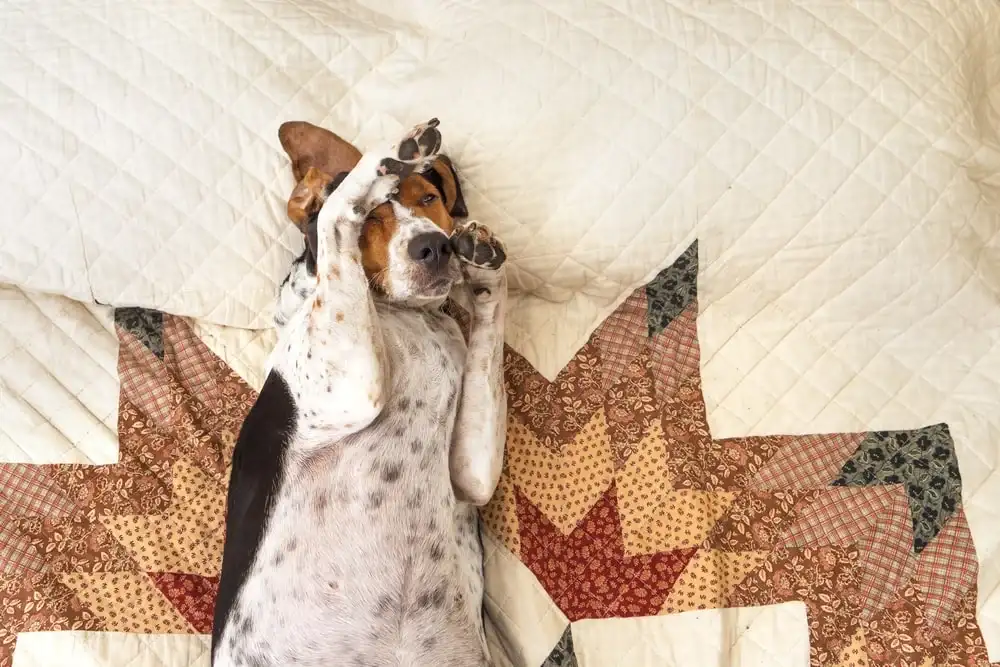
[{"xmin": 287, "ymin": 167, "xmax": 333, "ymax": 229}]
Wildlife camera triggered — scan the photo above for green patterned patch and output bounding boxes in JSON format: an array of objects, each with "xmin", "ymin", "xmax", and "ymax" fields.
[
  {"xmin": 832, "ymin": 423, "xmax": 961, "ymax": 553},
  {"xmin": 646, "ymin": 241, "xmax": 698, "ymax": 337},
  {"xmin": 540, "ymin": 626, "xmax": 578, "ymax": 667}
]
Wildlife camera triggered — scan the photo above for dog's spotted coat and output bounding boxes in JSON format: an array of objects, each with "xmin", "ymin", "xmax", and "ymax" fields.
[{"xmin": 212, "ymin": 122, "xmax": 507, "ymax": 667}]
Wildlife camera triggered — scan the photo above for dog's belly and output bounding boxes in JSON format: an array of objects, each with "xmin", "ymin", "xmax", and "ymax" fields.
[{"xmin": 215, "ymin": 307, "xmax": 489, "ymax": 667}]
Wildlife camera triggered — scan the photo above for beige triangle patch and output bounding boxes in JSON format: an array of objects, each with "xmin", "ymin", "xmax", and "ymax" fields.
[
  {"xmin": 61, "ymin": 571, "xmax": 193, "ymax": 633},
  {"xmin": 506, "ymin": 410, "xmax": 613, "ymax": 534},
  {"xmin": 831, "ymin": 626, "xmax": 870, "ymax": 667},
  {"xmin": 100, "ymin": 458, "xmax": 226, "ymax": 576},
  {"xmin": 616, "ymin": 421, "xmax": 673, "ymax": 554},
  {"xmin": 481, "ymin": 470, "xmax": 520, "ymax": 556},
  {"xmin": 660, "ymin": 549, "xmax": 768, "ymax": 615},
  {"xmin": 620, "ymin": 486, "xmax": 735, "ymax": 555}
]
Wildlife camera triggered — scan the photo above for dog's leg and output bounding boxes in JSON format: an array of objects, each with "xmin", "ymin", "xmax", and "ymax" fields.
[
  {"xmin": 272, "ymin": 120, "xmax": 442, "ymax": 448},
  {"xmin": 273, "ymin": 251, "xmax": 314, "ymax": 328},
  {"xmin": 450, "ymin": 222, "xmax": 508, "ymax": 506}
]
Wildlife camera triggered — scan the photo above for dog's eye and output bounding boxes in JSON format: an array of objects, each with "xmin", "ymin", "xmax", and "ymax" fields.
[{"xmin": 419, "ymin": 193, "xmax": 438, "ymax": 206}]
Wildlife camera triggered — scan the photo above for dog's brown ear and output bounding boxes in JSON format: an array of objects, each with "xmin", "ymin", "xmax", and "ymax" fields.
[
  {"xmin": 423, "ymin": 155, "xmax": 468, "ymax": 218},
  {"xmin": 279, "ymin": 121, "xmax": 362, "ymax": 181},
  {"xmin": 286, "ymin": 167, "xmax": 333, "ymax": 230},
  {"xmin": 280, "ymin": 121, "xmax": 361, "ymax": 229}
]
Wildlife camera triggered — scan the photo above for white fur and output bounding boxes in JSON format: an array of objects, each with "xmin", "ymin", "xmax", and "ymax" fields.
[{"xmin": 214, "ymin": 138, "xmax": 506, "ymax": 667}]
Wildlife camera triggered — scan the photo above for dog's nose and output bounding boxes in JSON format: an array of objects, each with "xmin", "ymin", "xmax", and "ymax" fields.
[{"xmin": 407, "ymin": 232, "xmax": 452, "ymax": 270}]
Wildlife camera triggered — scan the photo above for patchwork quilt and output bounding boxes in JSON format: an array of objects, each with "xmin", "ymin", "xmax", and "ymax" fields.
[{"xmin": 0, "ymin": 246, "xmax": 996, "ymax": 667}]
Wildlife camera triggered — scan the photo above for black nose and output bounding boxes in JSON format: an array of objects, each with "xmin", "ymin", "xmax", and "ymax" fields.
[{"xmin": 407, "ymin": 232, "xmax": 452, "ymax": 270}]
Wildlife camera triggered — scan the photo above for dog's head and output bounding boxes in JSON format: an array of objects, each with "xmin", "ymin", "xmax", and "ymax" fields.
[{"xmin": 278, "ymin": 121, "xmax": 468, "ymax": 303}]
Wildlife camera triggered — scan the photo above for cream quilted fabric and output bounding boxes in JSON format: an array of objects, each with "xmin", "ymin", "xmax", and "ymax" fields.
[{"xmin": 4, "ymin": 0, "xmax": 1000, "ymax": 664}]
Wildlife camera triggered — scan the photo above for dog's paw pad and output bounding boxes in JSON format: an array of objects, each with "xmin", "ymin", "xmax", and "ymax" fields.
[
  {"xmin": 397, "ymin": 119, "xmax": 442, "ymax": 162},
  {"xmin": 378, "ymin": 158, "xmax": 410, "ymax": 177},
  {"xmin": 452, "ymin": 222, "xmax": 506, "ymax": 270}
]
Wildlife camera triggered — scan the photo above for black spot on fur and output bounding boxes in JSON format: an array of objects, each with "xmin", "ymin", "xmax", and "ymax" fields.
[
  {"xmin": 287, "ymin": 537, "xmax": 298, "ymax": 552},
  {"xmin": 212, "ymin": 372, "xmax": 296, "ymax": 658},
  {"xmin": 238, "ymin": 614, "xmax": 252, "ymax": 635},
  {"xmin": 410, "ymin": 439, "xmax": 422, "ymax": 453},
  {"xmin": 313, "ymin": 493, "xmax": 329, "ymax": 514},
  {"xmin": 272, "ymin": 551, "xmax": 284, "ymax": 566},
  {"xmin": 382, "ymin": 461, "xmax": 402, "ymax": 483},
  {"xmin": 397, "ymin": 397, "xmax": 411, "ymax": 411},
  {"xmin": 415, "ymin": 399, "xmax": 425, "ymax": 409},
  {"xmin": 393, "ymin": 426, "xmax": 406, "ymax": 437},
  {"xmin": 422, "ymin": 636, "xmax": 438, "ymax": 650},
  {"xmin": 429, "ymin": 542, "xmax": 444, "ymax": 561},
  {"xmin": 374, "ymin": 594, "xmax": 395, "ymax": 616},
  {"xmin": 368, "ymin": 491, "xmax": 384, "ymax": 510}
]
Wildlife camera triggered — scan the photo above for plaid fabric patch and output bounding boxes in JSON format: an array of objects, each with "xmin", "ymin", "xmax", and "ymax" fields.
[
  {"xmin": 0, "ymin": 466, "xmax": 76, "ymax": 517},
  {"xmin": 782, "ymin": 486, "xmax": 893, "ymax": 546},
  {"xmin": 915, "ymin": 510, "xmax": 978, "ymax": 631},
  {"xmin": 162, "ymin": 317, "xmax": 226, "ymax": 413},
  {"xmin": 0, "ymin": 525, "xmax": 45, "ymax": 576},
  {"xmin": 593, "ymin": 288, "xmax": 648, "ymax": 389},
  {"xmin": 116, "ymin": 326, "xmax": 182, "ymax": 425},
  {"xmin": 856, "ymin": 490, "xmax": 916, "ymax": 619},
  {"xmin": 648, "ymin": 300, "xmax": 700, "ymax": 399},
  {"xmin": 751, "ymin": 432, "xmax": 866, "ymax": 491}
]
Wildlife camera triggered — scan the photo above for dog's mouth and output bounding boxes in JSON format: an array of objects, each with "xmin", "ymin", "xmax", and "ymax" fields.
[
  {"xmin": 419, "ymin": 272, "xmax": 456, "ymax": 296},
  {"xmin": 409, "ymin": 259, "xmax": 460, "ymax": 298}
]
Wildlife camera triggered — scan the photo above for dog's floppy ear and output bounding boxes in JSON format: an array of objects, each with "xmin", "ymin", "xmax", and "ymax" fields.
[
  {"xmin": 423, "ymin": 155, "xmax": 468, "ymax": 218},
  {"xmin": 279, "ymin": 121, "xmax": 362, "ymax": 229}
]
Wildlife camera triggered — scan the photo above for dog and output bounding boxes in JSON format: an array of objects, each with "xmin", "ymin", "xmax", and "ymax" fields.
[{"xmin": 211, "ymin": 119, "xmax": 507, "ymax": 667}]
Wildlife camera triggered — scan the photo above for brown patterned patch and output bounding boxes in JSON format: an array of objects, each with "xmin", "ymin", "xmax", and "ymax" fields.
[
  {"xmin": 705, "ymin": 490, "xmax": 818, "ymax": 551},
  {"xmin": 603, "ymin": 346, "xmax": 659, "ymax": 468}
]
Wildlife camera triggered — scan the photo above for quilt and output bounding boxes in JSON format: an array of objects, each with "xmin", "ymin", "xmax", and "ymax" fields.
[{"xmin": 0, "ymin": 244, "xmax": 996, "ymax": 667}]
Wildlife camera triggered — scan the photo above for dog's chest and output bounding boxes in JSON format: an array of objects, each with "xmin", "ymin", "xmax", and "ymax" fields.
[{"xmin": 218, "ymin": 307, "xmax": 488, "ymax": 667}]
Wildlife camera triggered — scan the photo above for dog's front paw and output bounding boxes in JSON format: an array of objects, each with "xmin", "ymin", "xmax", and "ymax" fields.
[
  {"xmin": 453, "ymin": 221, "xmax": 507, "ymax": 304},
  {"xmin": 378, "ymin": 119, "xmax": 443, "ymax": 180},
  {"xmin": 452, "ymin": 221, "xmax": 506, "ymax": 271}
]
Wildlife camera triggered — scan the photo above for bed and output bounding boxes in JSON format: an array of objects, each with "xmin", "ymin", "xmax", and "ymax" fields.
[{"xmin": 2, "ymin": 1, "xmax": 1000, "ymax": 665}]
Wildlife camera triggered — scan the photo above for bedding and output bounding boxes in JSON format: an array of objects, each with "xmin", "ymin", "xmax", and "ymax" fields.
[
  {"xmin": 1, "ymin": 254, "xmax": 996, "ymax": 667},
  {"xmin": 3, "ymin": 0, "xmax": 1000, "ymax": 665}
]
